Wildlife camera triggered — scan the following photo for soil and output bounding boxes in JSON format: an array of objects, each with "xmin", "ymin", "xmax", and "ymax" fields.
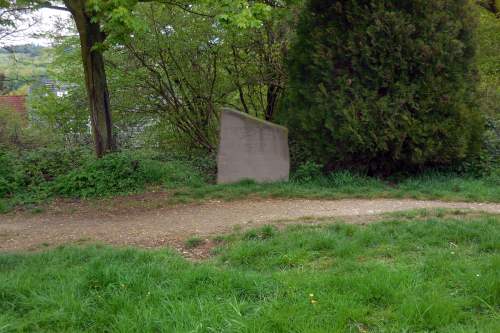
[{"xmin": 1, "ymin": 195, "xmax": 499, "ymax": 258}]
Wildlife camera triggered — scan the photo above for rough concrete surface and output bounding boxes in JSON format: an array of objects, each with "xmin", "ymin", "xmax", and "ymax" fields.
[{"xmin": 217, "ymin": 108, "xmax": 290, "ymax": 184}]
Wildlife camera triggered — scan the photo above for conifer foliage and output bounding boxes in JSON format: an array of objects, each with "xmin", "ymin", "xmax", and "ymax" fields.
[{"xmin": 280, "ymin": 0, "xmax": 484, "ymax": 174}]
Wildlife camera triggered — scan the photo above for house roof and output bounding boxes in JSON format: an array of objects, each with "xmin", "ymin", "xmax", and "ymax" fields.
[{"xmin": 0, "ymin": 95, "xmax": 27, "ymax": 115}]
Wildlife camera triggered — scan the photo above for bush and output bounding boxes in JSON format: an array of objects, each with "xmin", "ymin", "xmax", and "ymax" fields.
[
  {"xmin": 151, "ymin": 150, "xmax": 217, "ymax": 183},
  {"xmin": 293, "ymin": 161, "xmax": 323, "ymax": 182},
  {"xmin": 52, "ymin": 152, "xmax": 207, "ymax": 198},
  {"xmin": 280, "ymin": 0, "xmax": 484, "ymax": 175},
  {"xmin": 0, "ymin": 149, "xmax": 19, "ymax": 198},
  {"xmin": 0, "ymin": 148, "xmax": 209, "ymax": 211},
  {"xmin": 17, "ymin": 148, "xmax": 91, "ymax": 188},
  {"xmin": 0, "ymin": 107, "xmax": 26, "ymax": 149},
  {"xmin": 0, "ymin": 107, "xmax": 51, "ymax": 150},
  {"xmin": 53, "ymin": 153, "xmax": 151, "ymax": 198}
]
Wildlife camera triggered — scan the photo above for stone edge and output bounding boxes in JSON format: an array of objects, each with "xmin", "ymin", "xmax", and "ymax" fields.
[{"xmin": 221, "ymin": 107, "xmax": 289, "ymax": 133}]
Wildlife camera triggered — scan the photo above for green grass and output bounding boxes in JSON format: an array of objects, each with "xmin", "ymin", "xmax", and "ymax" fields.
[
  {"xmin": 169, "ymin": 172, "xmax": 500, "ymax": 204},
  {"xmin": 1, "ymin": 213, "xmax": 499, "ymax": 332},
  {"xmin": 185, "ymin": 237, "xmax": 205, "ymax": 249}
]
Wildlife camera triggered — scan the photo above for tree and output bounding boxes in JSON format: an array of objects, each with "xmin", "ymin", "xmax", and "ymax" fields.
[
  {"xmin": 1, "ymin": 0, "xmax": 272, "ymax": 157},
  {"xmin": 62, "ymin": 0, "xmax": 114, "ymax": 157},
  {"xmin": 1, "ymin": 0, "xmax": 116, "ymax": 156},
  {"xmin": 224, "ymin": 0, "xmax": 300, "ymax": 121},
  {"xmin": 121, "ymin": 3, "xmax": 226, "ymax": 152},
  {"xmin": 0, "ymin": 4, "xmax": 26, "ymax": 41},
  {"xmin": 280, "ymin": 0, "xmax": 484, "ymax": 174}
]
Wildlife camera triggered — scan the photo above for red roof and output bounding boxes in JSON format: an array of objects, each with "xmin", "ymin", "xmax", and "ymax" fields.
[{"xmin": 0, "ymin": 95, "xmax": 27, "ymax": 115}]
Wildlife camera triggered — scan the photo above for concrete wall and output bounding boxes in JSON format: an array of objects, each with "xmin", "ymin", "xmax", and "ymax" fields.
[{"xmin": 217, "ymin": 108, "xmax": 290, "ymax": 184}]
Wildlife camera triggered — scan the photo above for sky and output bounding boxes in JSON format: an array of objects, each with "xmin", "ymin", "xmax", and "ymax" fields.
[{"xmin": 2, "ymin": 8, "xmax": 73, "ymax": 46}]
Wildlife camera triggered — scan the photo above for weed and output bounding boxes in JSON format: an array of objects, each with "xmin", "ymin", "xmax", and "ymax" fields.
[{"xmin": 185, "ymin": 237, "xmax": 204, "ymax": 249}]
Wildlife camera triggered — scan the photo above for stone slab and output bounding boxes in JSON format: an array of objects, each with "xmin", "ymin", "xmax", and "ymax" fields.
[{"xmin": 217, "ymin": 108, "xmax": 290, "ymax": 184}]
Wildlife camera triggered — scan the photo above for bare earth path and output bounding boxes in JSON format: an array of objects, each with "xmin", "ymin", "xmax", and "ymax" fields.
[{"xmin": 1, "ymin": 198, "xmax": 499, "ymax": 253}]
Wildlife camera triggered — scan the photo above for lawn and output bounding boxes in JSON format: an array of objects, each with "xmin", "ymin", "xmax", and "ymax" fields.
[{"xmin": 1, "ymin": 212, "xmax": 499, "ymax": 332}]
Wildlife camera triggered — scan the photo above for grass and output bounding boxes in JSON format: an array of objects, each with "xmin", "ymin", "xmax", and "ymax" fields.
[
  {"xmin": 185, "ymin": 237, "xmax": 205, "ymax": 249},
  {"xmin": 169, "ymin": 172, "xmax": 500, "ymax": 204},
  {"xmin": 1, "ymin": 213, "xmax": 499, "ymax": 332}
]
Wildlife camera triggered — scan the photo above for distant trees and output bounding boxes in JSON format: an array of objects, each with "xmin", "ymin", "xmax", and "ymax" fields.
[
  {"xmin": 280, "ymin": 0, "xmax": 484, "ymax": 174},
  {"xmin": 0, "ymin": 44, "xmax": 43, "ymax": 56}
]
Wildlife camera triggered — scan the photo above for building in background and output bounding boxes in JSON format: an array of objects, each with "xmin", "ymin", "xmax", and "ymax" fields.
[{"xmin": 0, "ymin": 95, "xmax": 27, "ymax": 116}]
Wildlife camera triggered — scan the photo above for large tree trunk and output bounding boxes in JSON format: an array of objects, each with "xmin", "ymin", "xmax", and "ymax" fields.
[{"xmin": 64, "ymin": 0, "xmax": 114, "ymax": 157}]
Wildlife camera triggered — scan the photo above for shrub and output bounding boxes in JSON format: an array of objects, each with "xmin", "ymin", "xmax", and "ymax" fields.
[
  {"xmin": 293, "ymin": 161, "xmax": 323, "ymax": 182},
  {"xmin": 52, "ymin": 152, "xmax": 207, "ymax": 198},
  {"xmin": 17, "ymin": 148, "xmax": 91, "ymax": 188},
  {"xmin": 0, "ymin": 199, "xmax": 9, "ymax": 213},
  {"xmin": 151, "ymin": 150, "xmax": 217, "ymax": 183},
  {"xmin": 280, "ymin": 0, "xmax": 484, "ymax": 175},
  {"xmin": 53, "ymin": 153, "xmax": 152, "ymax": 198},
  {"xmin": 0, "ymin": 106, "xmax": 52, "ymax": 150},
  {"xmin": 0, "ymin": 107, "xmax": 26, "ymax": 149},
  {"xmin": 0, "ymin": 149, "xmax": 19, "ymax": 198}
]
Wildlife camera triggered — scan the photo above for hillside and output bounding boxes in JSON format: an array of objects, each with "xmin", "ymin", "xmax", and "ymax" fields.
[{"xmin": 0, "ymin": 44, "xmax": 52, "ymax": 95}]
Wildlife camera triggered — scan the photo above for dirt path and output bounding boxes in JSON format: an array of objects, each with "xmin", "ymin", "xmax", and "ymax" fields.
[{"xmin": 1, "ymin": 198, "xmax": 499, "ymax": 253}]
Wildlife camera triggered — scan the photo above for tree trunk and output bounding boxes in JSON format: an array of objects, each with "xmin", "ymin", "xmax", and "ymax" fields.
[
  {"xmin": 265, "ymin": 83, "xmax": 281, "ymax": 121},
  {"xmin": 64, "ymin": 0, "xmax": 114, "ymax": 157}
]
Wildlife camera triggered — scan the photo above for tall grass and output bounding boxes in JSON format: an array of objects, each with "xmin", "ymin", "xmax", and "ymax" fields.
[{"xmin": 170, "ymin": 171, "xmax": 500, "ymax": 204}]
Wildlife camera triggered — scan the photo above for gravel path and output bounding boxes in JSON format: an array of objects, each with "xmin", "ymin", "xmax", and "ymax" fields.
[{"xmin": 1, "ymin": 198, "xmax": 499, "ymax": 252}]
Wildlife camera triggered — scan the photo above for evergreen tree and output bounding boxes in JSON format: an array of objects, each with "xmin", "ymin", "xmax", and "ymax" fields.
[{"xmin": 280, "ymin": 0, "xmax": 484, "ymax": 174}]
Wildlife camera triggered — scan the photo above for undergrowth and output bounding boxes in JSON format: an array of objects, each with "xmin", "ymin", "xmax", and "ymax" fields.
[{"xmin": 1, "ymin": 148, "xmax": 498, "ymax": 213}]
